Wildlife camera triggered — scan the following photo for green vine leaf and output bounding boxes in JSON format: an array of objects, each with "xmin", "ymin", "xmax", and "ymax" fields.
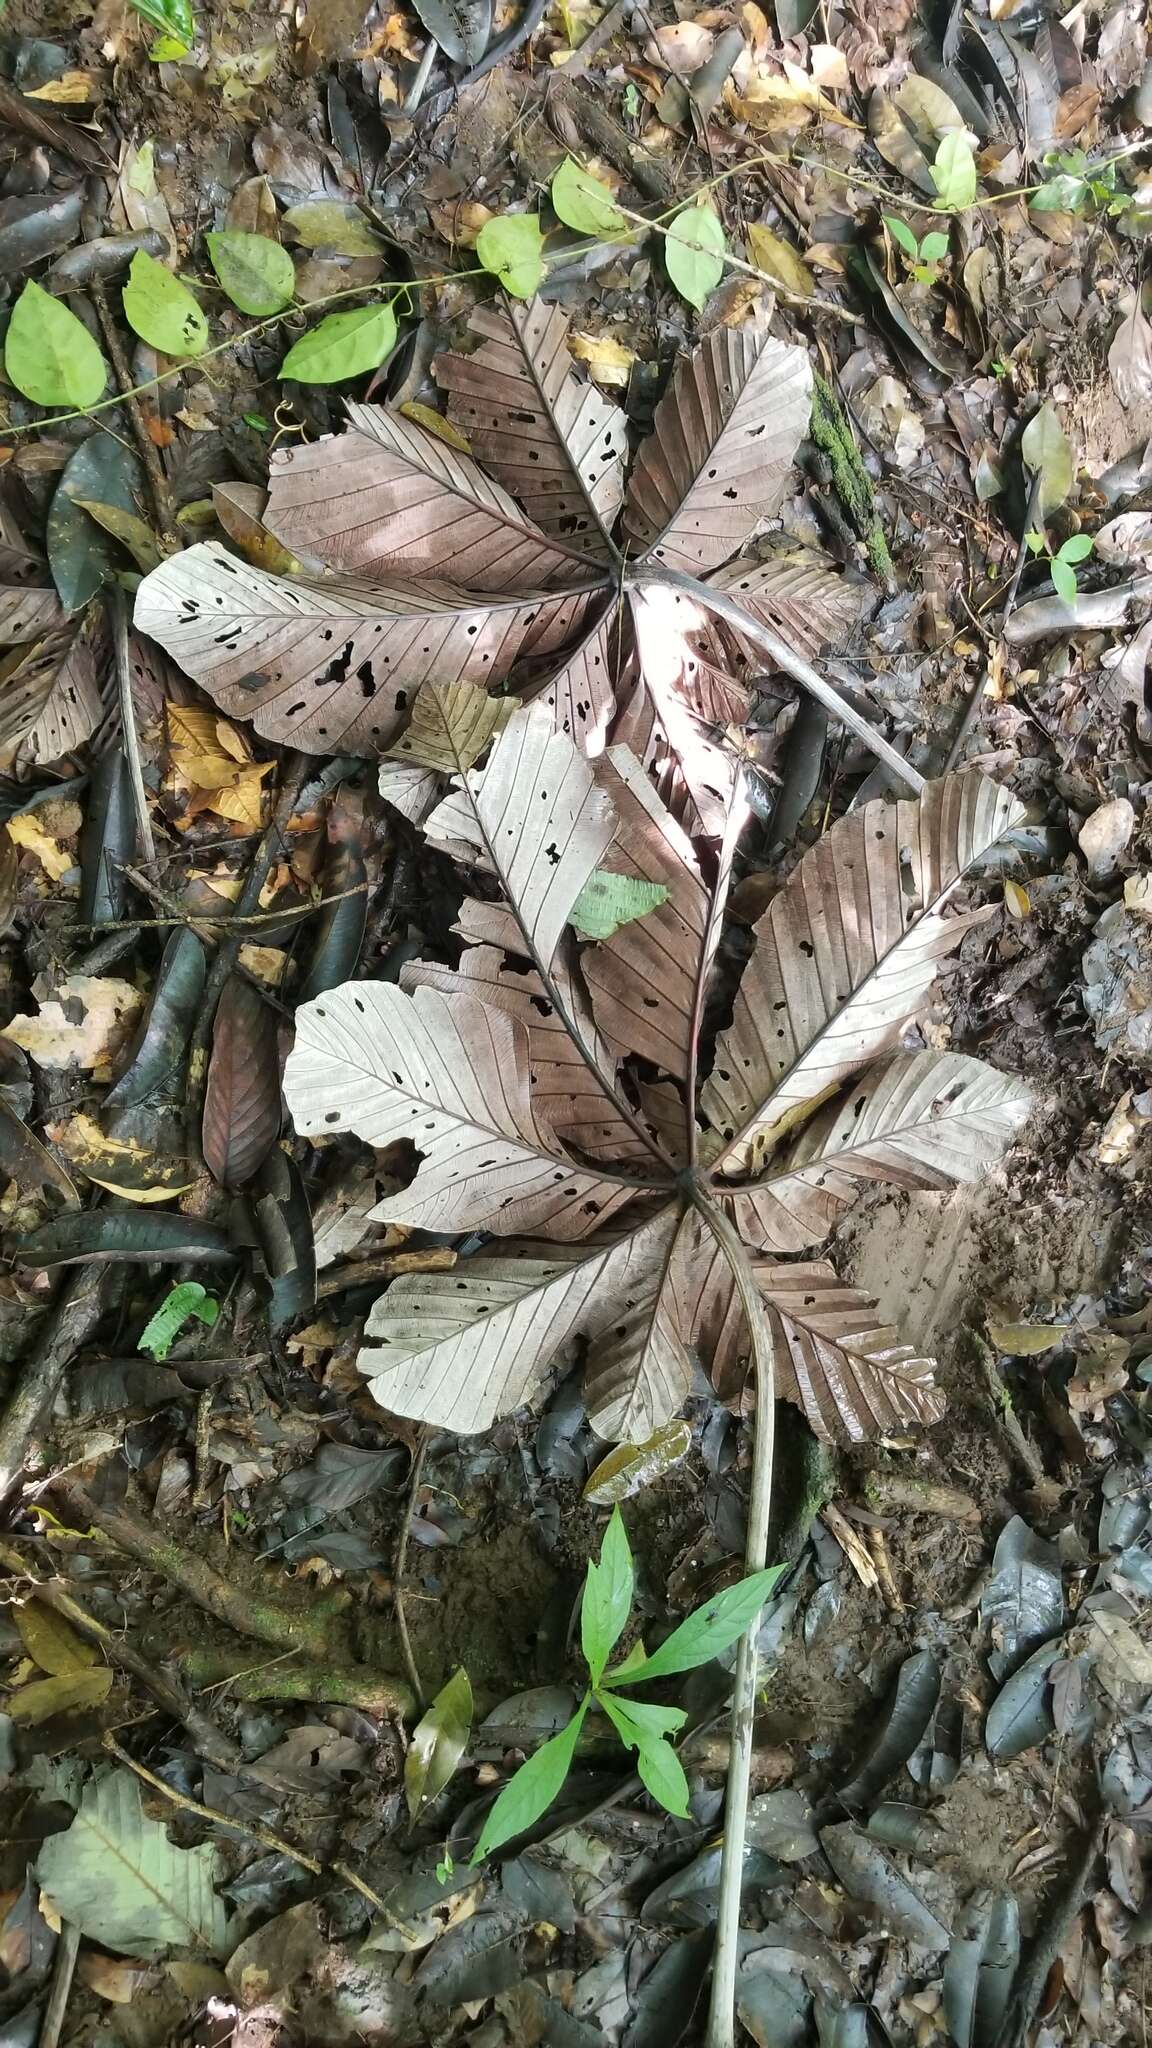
[
  {"xmin": 930, "ymin": 131, "xmax": 977, "ymax": 211},
  {"xmin": 5, "ymin": 282, "xmax": 108, "ymax": 410},
  {"xmin": 138, "ymin": 1281, "xmax": 219, "ymax": 1361},
  {"xmin": 551, "ymin": 158, "xmax": 628, "ymax": 238},
  {"xmin": 127, "ymin": 0, "xmax": 195, "ymax": 40},
  {"xmin": 475, "ymin": 214, "xmax": 545, "ymax": 299},
  {"xmin": 206, "ymin": 231, "xmax": 296, "ymax": 317},
  {"xmin": 1049, "ymin": 557, "xmax": 1077, "ymax": 604},
  {"xmin": 665, "ymin": 205, "xmax": 725, "ymax": 311},
  {"xmin": 122, "ymin": 251, "xmax": 208, "ymax": 357},
  {"xmin": 280, "ymin": 302, "xmax": 398, "ymax": 384}
]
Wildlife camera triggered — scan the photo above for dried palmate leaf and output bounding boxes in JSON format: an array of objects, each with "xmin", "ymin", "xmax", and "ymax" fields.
[
  {"xmin": 622, "ymin": 324, "xmax": 813, "ymax": 573},
  {"xmin": 0, "ymin": 609, "xmax": 104, "ymax": 768},
  {"xmin": 133, "ymin": 541, "xmax": 597, "ymax": 755},
  {"xmin": 433, "ymin": 298, "xmax": 629, "ymax": 559},
  {"xmin": 754, "ymin": 1259, "xmax": 945, "ymax": 1443}
]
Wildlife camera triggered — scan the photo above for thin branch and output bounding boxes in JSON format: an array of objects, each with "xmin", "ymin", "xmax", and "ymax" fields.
[
  {"xmin": 89, "ymin": 280, "xmax": 177, "ymax": 547},
  {"xmin": 685, "ymin": 769, "xmax": 748, "ymax": 1168},
  {"xmin": 627, "ymin": 567, "xmax": 925, "ymax": 796},
  {"xmin": 37, "ymin": 1920, "xmax": 80, "ymax": 2048},
  {"xmin": 108, "ymin": 585, "xmax": 155, "ymax": 866},
  {"xmin": 692, "ymin": 1185, "xmax": 777, "ymax": 2048}
]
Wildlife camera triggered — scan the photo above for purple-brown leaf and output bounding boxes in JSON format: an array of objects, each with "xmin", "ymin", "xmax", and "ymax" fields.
[{"xmin": 203, "ymin": 977, "xmax": 281, "ymax": 1189}]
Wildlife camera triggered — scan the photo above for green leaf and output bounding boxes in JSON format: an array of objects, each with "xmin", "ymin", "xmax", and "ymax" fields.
[
  {"xmin": 598, "ymin": 1694, "xmax": 690, "ymax": 1817},
  {"xmin": 581, "ymin": 1506, "xmax": 634, "ymax": 1686},
  {"xmin": 127, "ymin": 0, "xmax": 194, "ymax": 39},
  {"xmin": 1021, "ymin": 400, "xmax": 1073, "ymax": 516},
  {"xmin": 8, "ymin": 1668, "xmax": 113, "ymax": 1724},
  {"xmin": 882, "ymin": 214, "xmax": 919, "ymax": 259},
  {"xmin": 282, "ymin": 201, "xmax": 383, "ymax": 257},
  {"xmin": 570, "ymin": 870, "xmax": 669, "ymax": 942},
  {"xmin": 475, "ymin": 214, "xmax": 545, "ymax": 299},
  {"xmin": 122, "ymin": 251, "xmax": 208, "ymax": 357},
  {"xmin": 5, "ymin": 281, "xmax": 108, "ymax": 410},
  {"xmin": 470, "ymin": 1696, "xmax": 590, "ymax": 1862},
  {"xmin": 405, "ymin": 1666, "xmax": 474, "ymax": 1821},
  {"xmin": 280, "ymin": 302, "xmax": 398, "ymax": 384},
  {"xmin": 551, "ymin": 157, "xmax": 628, "ymax": 238},
  {"xmin": 138, "ymin": 1281, "xmax": 219, "ymax": 1361},
  {"xmin": 604, "ymin": 1566, "xmax": 786, "ymax": 1685},
  {"xmin": 1030, "ymin": 174, "xmax": 1087, "ymax": 214},
  {"xmin": 1050, "ymin": 556, "xmax": 1077, "ymax": 604},
  {"xmin": 665, "ymin": 204, "xmax": 726, "ymax": 310},
  {"xmin": 930, "ymin": 131, "xmax": 977, "ymax": 211},
  {"xmin": 1057, "ymin": 532, "xmax": 1094, "ymax": 563},
  {"xmin": 206, "ymin": 231, "xmax": 296, "ymax": 316},
  {"xmin": 37, "ymin": 1769, "xmax": 229, "ymax": 1957},
  {"xmin": 1024, "ymin": 529, "xmax": 1046, "ymax": 555},
  {"xmin": 918, "ymin": 231, "xmax": 950, "ymax": 263},
  {"xmin": 583, "ymin": 1419, "xmax": 693, "ymax": 1504}
]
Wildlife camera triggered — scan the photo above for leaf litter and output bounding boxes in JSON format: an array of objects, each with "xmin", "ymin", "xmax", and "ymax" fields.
[{"xmin": 0, "ymin": 0, "xmax": 1148, "ymax": 2043}]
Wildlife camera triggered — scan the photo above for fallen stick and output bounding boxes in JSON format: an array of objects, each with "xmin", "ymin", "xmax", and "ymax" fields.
[
  {"xmin": 178, "ymin": 1649, "xmax": 411, "ymax": 1718},
  {"xmin": 0, "ymin": 1268, "xmax": 105, "ymax": 1508}
]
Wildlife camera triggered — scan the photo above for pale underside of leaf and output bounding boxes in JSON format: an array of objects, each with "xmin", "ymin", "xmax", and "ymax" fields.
[
  {"xmin": 703, "ymin": 770, "xmax": 1026, "ymax": 1170},
  {"xmin": 132, "ymin": 541, "xmax": 595, "ymax": 755},
  {"xmin": 582, "ymin": 1205, "xmax": 701, "ymax": 1439},
  {"xmin": 0, "ymin": 585, "xmax": 62, "ymax": 644},
  {"xmin": 424, "ymin": 698, "xmax": 616, "ymax": 971},
  {"xmin": 264, "ymin": 404, "xmax": 595, "ymax": 593},
  {"xmin": 707, "ymin": 551, "xmax": 865, "ymax": 666},
  {"xmin": 383, "ymin": 677, "xmax": 516, "ymax": 774},
  {"xmin": 284, "ymin": 980, "xmax": 639, "ymax": 1239},
  {"xmin": 724, "ymin": 1050, "xmax": 1033, "ymax": 1252},
  {"xmin": 0, "ymin": 611, "xmax": 103, "ymax": 769},
  {"xmin": 617, "ymin": 582, "xmax": 746, "ymax": 836},
  {"xmin": 358, "ymin": 1208, "xmax": 682, "ymax": 1433},
  {"xmin": 622, "ymin": 326, "xmax": 814, "ymax": 573},
  {"xmin": 433, "ymin": 297, "xmax": 628, "ymax": 558},
  {"xmin": 36, "ymin": 1770, "xmax": 228, "ymax": 1959},
  {"xmin": 377, "ymin": 759, "xmax": 441, "ymax": 823},
  {"xmin": 579, "ymin": 746, "xmax": 708, "ymax": 1085},
  {"xmin": 756, "ymin": 1258, "xmax": 945, "ymax": 1443},
  {"xmin": 522, "ymin": 604, "xmax": 618, "ymax": 758},
  {"xmin": 402, "ymin": 897, "xmax": 652, "ymax": 1164}
]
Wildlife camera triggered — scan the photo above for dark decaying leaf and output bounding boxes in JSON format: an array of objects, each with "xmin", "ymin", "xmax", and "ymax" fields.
[
  {"xmin": 0, "ymin": 1097, "xmax": 79, "ymax": 1210},
  {"xmin": 837, "ymin": 1650, "xmax": 941, "ymax": 1810},
  {"xmin": 12, "ymin": 1208, "xmax": 236, "ymax": 1265},
  {"xmin": 908, "ymin": 1681, "xmax": 964, "ymax": 1790},
  {"xmin": 642, "ymin": 1843, "xmax": 787, "ymax": 1928},
  {"xmin": 866, "ymin": 1804, "xmax": 948, "ymax": 1856},
  {"xmin": 265, "ymin": 402, "xmax": 594, "ymax": 593},
  {"xmin": 820, "ymin": 1823, "xmax": 951, "ymax": 1947},
  {"xmin": 0, "ymin": 189, "xmax": 84, "ymax": 276},
  {"xmin": 622, "ymin": 323, "xmax": 813, "ymax": 573},
  {"xmin": 0, "ymin": 611, "xmax": 103, "ymax": 769},
  {"xmin": 737, "ymin": 1963, "xmax": 810, "ymax": 2048},
  {"xmin": 295, "ymin": 786, "xmax": 369, "ymax": 1005},
  {"xmin": 105, "ymin": 929, "xmax": 207, "ymax": 1110},
  {"xmin": 434, "ymin": 298, "xmax": 629, "ymax": 559},
  {"xmin": 980, "ymin": 1515, "xmax": 1065, "ymax": 1681},
  {"xmin": 984, "ymin": 1642, "xmax": 1059, "ymax": 1760},
  {"xmin": 500, "ymin": 1855, "xmax": 576, "ymax": 1933},
  {"xmin": 412, "ymin": 1904, "xmax": 527, "ymax": 2003},
  {"xmin": 47, "ymin": 434, "xmax": 145, "ymax": 615},
  {"xmin": 943, "ymin": 1889, "xmax": 1020, "ymax": 2048},
  {"xmin": 252, "ymin": 1147, "xmax": 316, "ymax": 1330},
  {"xmin": 622, "ymin": 1931, "xmax": 712, "ymax": 2048},
  {"xmin": 495, "ymin": 1982, "xmax": 604, "ymax": 2047},
  {"xmin": 134, "ymin": 540, "xmax": 597, "ymax": 756},
  {"xmin": 409, "ymin": 0, "xmax": 491, "ymax": 63},
  {"xmin": 202, "ymin": 977, "xmax": 281, "ymax": 1189},
  {"xmin": 272, "ymin": 1441, "xmax": 406, "ymax": 1514},
  {"xmin": 79, "ymin": 748, "xmax": 133, "ymax": 927}
]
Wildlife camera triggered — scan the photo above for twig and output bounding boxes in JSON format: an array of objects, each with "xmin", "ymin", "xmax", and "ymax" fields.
[
  {"xmin": 88, "ymin": 281, "xmax": 176, "ymax": 547},
  {"xmin": 104, "ymin": 1735, "xmax": 325, "ymax": 1872},
  {"xmin": 393, "ymin": 1429, "xmax": 430, "ymax": 1711},
  {"xmin": 107, "ymin": 585, "xmax": 155, "ymax": 865},
  {"xmin": 52, "ymin": 879, "xmax": 370, "ymax": 938},
  {"xmin": 192, "ymin": 1387, "xmax": 214, "ymax": 1511},
  {"xmin": 37, "ymin": 1920, "xmax": 80, "ymax": 2048},
  {"xmin": 402, "ymin": 34, "xmax": 438, "ymax": 111},
  {"xmin": 179, "ymin": 1648, "xmax": 413, "ymax": 1717},
  {"xmin": 692, "ymin": 1187, "xmax": 777, "ymax": 2048},
  {"xmin": 0, "ymin": 1268, "xmax": 105, "ymax": 1508},
  {"xmin": 0, "ymin": 1539, "xmax": 241, "ymax": 1768},
  {"xmin": 628, "ymin": 567, "xmax": 925, "ymax": 795},
  {"xmin": 316, "ymin": 1247, "xmax": 457, "ymax": 1298},
  {"xmin": 555, "ymin": 0, "xmax": 629, "ymax": 77}
]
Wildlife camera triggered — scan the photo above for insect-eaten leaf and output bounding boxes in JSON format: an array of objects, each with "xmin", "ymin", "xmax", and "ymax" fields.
[
  {"xmin": 138, "ymin": 1281, "xmax": 219, "ymax": 1360},
  {"xmin": 280, "ymin": 302, "xmax": 397, "ymax": 383},
  {"xmin": 570, "ymin": 869, "xmax": 669, "ymax": 941},
  {"xmin": 551, "ymin": 158, "xmax": 628, "ymax": 238},
  {"xmin": 405, "ymin": 1667, "xmax": 474, "ymax": 1821},
  {"xmin": 5, "ymin": 280, "xmax": 108, "ymax": 409},
  {"xmin": 665, "ymin": 204, "xmax": 726, "ymax": 309},
  {"xmin": 122, "ymin": 251, "xmax": 208, "ymax": 356},
  {"xmin": 206, "ymin": 230, "xmax": 296, "ymax": 315},
  {"xmin": 476, "ymin": 214, "xmax": 545, "ymax": 299}
]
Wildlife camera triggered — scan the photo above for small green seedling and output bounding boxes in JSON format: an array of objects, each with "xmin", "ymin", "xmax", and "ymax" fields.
[
  {"xmin": 882, "ymin": 216, "xmax": 951, "ymax": 285},
  {"xmin": 469, "ymin": 1508, "xmax": 783, "ymax": 1862},
  {"xmin": 138, "ymin": 1281, "xmax": 219, "ymax": 1361},
  {"xmin": 1024, "ymin": 528, "xmax": 1094, "ymax": 606},
  {"xmin": 1030, "ymin": 148, "xmax": 1133, "ymax": 221}
]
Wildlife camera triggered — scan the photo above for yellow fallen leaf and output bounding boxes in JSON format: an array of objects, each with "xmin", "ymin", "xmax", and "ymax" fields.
[
  {"xmin": 1003, "ymin": 879, "xmax": 1030, "ymax": 918},
  {"xmin": 398, "ymin": 403, "xmax": 471, "ymax": 453},
  {"xmin": 584, "ymin": 1419, "xmax": 692, "ymax": 1503},
  {"xmin": 568, "ymin": 332, "xmax": 635, "ymax": 388},
  {"xmin": 5, "ymin": 815, "xmax": 72, "ymax": 881},
  {"xmin": 23, "ymin": 71, "xmax": 94, "ymax": 102},
  {"xmin": 4, "ymin": 977, "xmax": 143, "ymax": 1073},
  {"xmin": 745, "ymin": 224, "xmax": 814, "ymax": 298},
  {"xmin": 14, "ymin": 1603, "xmax": 98, "ymax": 1676},
  {"xmin": 986, "ymin": 1320, "xmax": 1070, "ymax": 1355},
  {"xmin": 78, "ymin": 1955, "xmax": 149, "ymax": 2004},
  {"xmin": 47, "ymin": 1112, "xmax": 200, "ymax": 1203},
  {"xmin": 238, "ymin": 943, "xmax": 287, "ymax": 985},
  {"xmin": 7, "ymin": 1667, "xmax": 113, "ymax": 1724},
  {"xmin": 214, "ymin": 718, "xmax": 251, "ymax": 764}
]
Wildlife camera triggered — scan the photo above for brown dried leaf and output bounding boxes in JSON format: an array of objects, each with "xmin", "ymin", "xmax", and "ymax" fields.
[
  {"xmin": 582, "ymin": 1207, "xmax": 701, "ymax": 1438},
  {"xmin": 619, "ymin": 583, "xmax": 746, "ymax": 837},
  {"xmin": 703, "ymin": 770, "xmax": 1025, "ymax": 1170},
  {"xmin": 203, "ymin": 977, "xmax": 281, "ymax": 1189},
  {"xmin": 383, "ymin": 677, "xmax": 516, "ymax": 774},
  {"xmin": 264, "ymin": 404, "xmax": 596, "ymax": 593},
  {"xmin": 707, "ymin": 551, "xmax": 865, "ymax": 664},
  {"xmin": 0, "ymin": 612, "xmax": 103, "ymax": 769},
  {"xmin": 756, "ymin": 1259, "xmax": 944, "ymax": 1442},
  {"xmin": 0, "ymin": 586, "xmax": 62, "ymax": 644},
  {"xmin": 433, "ymin": 297, "xmax": 628, "ymax": 560},
  {"xmin": 133, "ymin": 542, "xmax": 597, "ymax": 756},
  {"xmin": 622, "ymin": 323, "xmax": 812, "ymax": 573}
]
